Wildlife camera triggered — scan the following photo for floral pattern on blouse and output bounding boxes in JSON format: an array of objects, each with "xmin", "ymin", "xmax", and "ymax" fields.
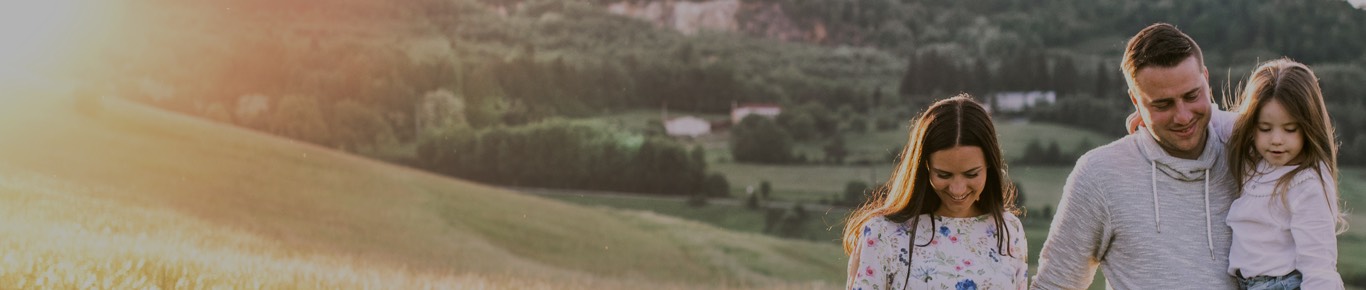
[{"xmin": 851, "ymin": 213, "xmax": 1026, "ymax": 290}]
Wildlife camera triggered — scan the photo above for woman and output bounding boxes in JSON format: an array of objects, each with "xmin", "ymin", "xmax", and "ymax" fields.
[{"xmin": 844, "ymin": 94, "xmax": 1026, "ymax": 290}]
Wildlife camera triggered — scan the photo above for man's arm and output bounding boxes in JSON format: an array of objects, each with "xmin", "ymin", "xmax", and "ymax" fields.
[{"xmin": 1031, "ymin": 162, "xmax": 1111, "ymax": 290}]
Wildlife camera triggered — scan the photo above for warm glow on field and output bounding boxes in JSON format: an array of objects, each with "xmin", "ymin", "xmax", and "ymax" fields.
[{"xmin": 0, "ymin": 92, "xmax": 841, "ymax": 289}]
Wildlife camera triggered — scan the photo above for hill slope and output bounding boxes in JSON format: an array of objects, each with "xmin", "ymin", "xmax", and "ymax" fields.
[{"xmin": 0, "ymin": 87, "xmax": 842, "ymax": 289}]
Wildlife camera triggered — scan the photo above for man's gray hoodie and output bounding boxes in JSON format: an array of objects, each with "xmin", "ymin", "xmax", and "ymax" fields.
[{"xmin": 1032, "ymin": 111, "xmax": 1239, "ymax": 289}]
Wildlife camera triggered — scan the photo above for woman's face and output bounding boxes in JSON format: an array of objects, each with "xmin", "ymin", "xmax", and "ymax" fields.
[{"xmin": 927, "ymin": 145, "xmax": 988, "ymax": 218}]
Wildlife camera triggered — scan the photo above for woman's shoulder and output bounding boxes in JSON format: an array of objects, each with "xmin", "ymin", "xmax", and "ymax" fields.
[
  {"xmin": 862, "ymin": 215, "xmax": 911, "ymax": 235},
  {"xmin": 996, "ymin": 211, "xmax": 1025, "ymax": 234},
  {"xmin": 861, "ymin": 216, "xmax": 894, "ymax": 233},
  {"xmin": 857, "ymin": 216, "xmax": 916, "ymax": 254},
  {"xmin": 994, "ymin": 212, "xmax": 1029, "ymax": 259},
  {"xmin": 999, "ymin": 211, "xmax": 1021, "ymax": 222}
]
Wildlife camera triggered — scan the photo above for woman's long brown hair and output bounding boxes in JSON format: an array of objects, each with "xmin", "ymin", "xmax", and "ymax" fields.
[{"xmin": 842, "ymin": 94, "xmax": 1020, "ymax": 266}]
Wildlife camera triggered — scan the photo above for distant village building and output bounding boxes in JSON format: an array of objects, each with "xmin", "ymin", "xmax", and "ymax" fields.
[
  {"xmin": 731, "ymin": 103, "xmax": 782, "ymax": 124},
  {"xmin": 988, "ymin": 91, "xmax": 1056, "ymax": 113},
  {"xmin": 665, "ymin": 116, "xmax": 711, "ymax": 137}
]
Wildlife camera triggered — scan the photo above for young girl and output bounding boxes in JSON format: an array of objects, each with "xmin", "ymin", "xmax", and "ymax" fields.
[{"xmin": 1226, "ymin": 58, "xmax": 1347, "ymax": 290}]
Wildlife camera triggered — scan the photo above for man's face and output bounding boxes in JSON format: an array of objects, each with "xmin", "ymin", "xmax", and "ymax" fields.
[{"xmin": 1130, "ymin": 56, "xmax": 1212, "ymax": 160}]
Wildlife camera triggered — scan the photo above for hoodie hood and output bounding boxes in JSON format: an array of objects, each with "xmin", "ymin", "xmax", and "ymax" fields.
[{"xmin": 1135, "ymin": 123, "xmax": 1221, "ymax": 182}]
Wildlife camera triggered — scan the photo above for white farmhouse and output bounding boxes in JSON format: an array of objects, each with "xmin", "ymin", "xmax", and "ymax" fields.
[
  {"xmin": 665, "ymin": 116, "xmax": 711, "ymax": 137},
  {"xmin": 731, "ymin": 103, "xmax": 781, "ymax": 124},
  {"xmin": 989, "ymin": 91, "xmax": 1056, "ymax": 113}
]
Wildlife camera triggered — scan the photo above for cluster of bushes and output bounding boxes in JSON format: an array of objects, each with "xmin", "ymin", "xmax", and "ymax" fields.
[
  {"xmin": 417, "ymin": 119, "xmax": 728, "ymax": 196},
  {"xmin": 761, "ymin": 203, "xmax": 813, "ymax": 239},
  {"xmin": 730, "ymin": 101, "xmax": 906, "ymax": 165},
  {"xmin": 1013, "ymin": 138, "xmax": 1096, "ymax": 166},
  {"xmin": 733, "ymin": 183, "xmax": 819, "ymax": 240}
]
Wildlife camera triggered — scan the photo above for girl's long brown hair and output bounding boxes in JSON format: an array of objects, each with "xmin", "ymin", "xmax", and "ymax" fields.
[
  {"xmin": 1226, "ymin": 58, "xmax": 1347, "ymax": 233},
  {"xmin": 842, "ymin": 94, "xmax": 1020, "ymax": 260}
]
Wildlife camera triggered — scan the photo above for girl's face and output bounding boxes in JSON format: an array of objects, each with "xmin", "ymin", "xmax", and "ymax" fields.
[
  {"xmin": 1254, "ymin": 99, "xmax": 1304, "ymax": 167},
  {"xmin": 928, "ymin": 145, "xmax": 988, "ymax": 218}
]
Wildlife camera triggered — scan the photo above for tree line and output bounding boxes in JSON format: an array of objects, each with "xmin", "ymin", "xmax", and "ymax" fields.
[{"xmin": 416, "ymin": 119, "xmax": 729, "ymax": 197}]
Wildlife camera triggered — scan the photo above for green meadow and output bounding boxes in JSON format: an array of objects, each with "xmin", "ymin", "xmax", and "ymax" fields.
[{"xmin": 0, "ymin": 89, "xmax": 843, "ymax": 289}]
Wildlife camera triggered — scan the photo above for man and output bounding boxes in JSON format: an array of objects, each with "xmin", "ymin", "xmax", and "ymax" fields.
[{"xmin": 1032, "ymin": 23, "xmax": 1239, "ymax": 289}]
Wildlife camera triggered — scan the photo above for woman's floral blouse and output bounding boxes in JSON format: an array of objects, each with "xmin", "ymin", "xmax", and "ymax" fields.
[{"xmin": 851, "ymin": 213, "xmax": 1027, "ymax": 290}]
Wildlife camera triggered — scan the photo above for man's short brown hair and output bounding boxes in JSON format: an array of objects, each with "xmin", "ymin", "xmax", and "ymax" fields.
[{"xmin": 1122, "ymin": 23, "xmax": 1205, "ymax": 87}]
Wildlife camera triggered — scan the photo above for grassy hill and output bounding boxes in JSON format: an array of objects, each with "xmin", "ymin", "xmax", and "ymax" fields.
[{"xmin": 0, "ymin": 86, "xmax": 842, "ymax": 289}]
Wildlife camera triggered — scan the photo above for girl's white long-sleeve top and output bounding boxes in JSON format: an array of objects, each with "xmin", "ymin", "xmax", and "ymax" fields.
[{"xmin": 1227, "ymin": 160, "xmax": 1343, "ymax": 290}]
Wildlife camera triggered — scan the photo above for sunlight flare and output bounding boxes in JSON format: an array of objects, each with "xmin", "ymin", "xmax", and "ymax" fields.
[{"xmin": 0, "ymin": 0, "xmax": 108, "ymax": 87}]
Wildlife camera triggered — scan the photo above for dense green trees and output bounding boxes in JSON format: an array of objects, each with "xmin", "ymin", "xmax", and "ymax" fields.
[
  {"xmin": 730, "ymin": 115, "xmax": 794, "ymax": 164},
  {"xmin": 332, "ymin": 100, "xmax": 396, "ymax": 151},
  {"xmin": 842, "ymin": 180, "xmax": 872, "ymax": 206},
  {"xmin": 1016, "ymin": 139, "xmax": 1074, "ymax": 166},
  {"xmin": 1028, "ymin": 97, "xmax": 1131, "ymax": 136},
  {"xmin": 774, "ymin": 0, "xmax": 1366, "ymax": 67},
  {"xmin": 416, "ymin": 119, "xmax": 716, "ymax": 196}
]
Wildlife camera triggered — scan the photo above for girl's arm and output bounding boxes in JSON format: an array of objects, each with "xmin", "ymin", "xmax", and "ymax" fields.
[
  {"xmin": 1289, "ymin": 175, "xmax": 1344, "ymax": 290},
  {"xmin": 1209, "ymin": 108, "xmax": 1236, "ymax": 143}
]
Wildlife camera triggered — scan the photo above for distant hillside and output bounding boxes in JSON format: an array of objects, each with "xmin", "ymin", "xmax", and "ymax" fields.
[
  {"xmin": 604, "ymin": 0, "xmax": 827, "ymax": 43},
  {"xmin": 0, "ymin": 85, "xmax": 842, "ymax": 288},
  {"xmin": 99, "ymin": 0, "xmax": 1366, "ymax": 125},
  {"xmin": 65, "ymin": 0, "xmax": 1366, "ymax": 196}
]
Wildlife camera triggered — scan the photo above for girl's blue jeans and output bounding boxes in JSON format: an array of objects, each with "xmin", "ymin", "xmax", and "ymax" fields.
[{"xmin": 1235, "ymin": 270, "xmax": 1302, "ymax": 290}]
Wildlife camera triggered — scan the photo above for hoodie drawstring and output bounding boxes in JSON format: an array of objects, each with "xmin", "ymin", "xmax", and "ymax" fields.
[
  {"xmin": 1204, "ymin": 169, "xmax": 1214, "ymax": 260},
  {"xmin": 1151, "ymin": 163, "xmax": 1216, "ymax": 261},
  {"xmin": 1152, "ymin": 162, "xmax": 1160, "ymax": 233}
]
